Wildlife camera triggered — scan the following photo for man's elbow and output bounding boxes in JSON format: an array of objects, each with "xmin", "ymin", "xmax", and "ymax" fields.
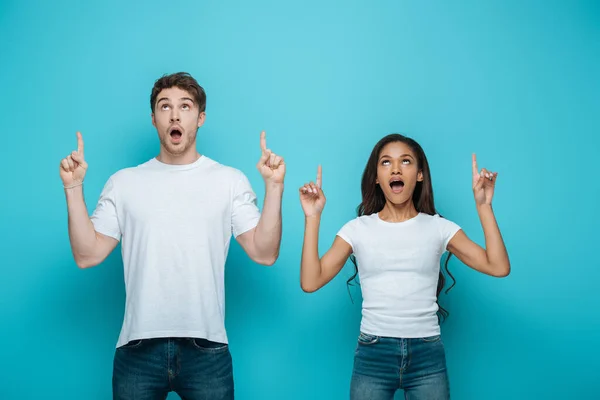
[
  {"xmin": 75, "ymin": 259, "xmax": 95, "ymax": 269},
  {"xmin": 74, "ymin": 254, "xmax": 100, "ymax": 269},
  {"xmin": 301, "ymin": 282, "xmax": 319, "ymax": 293},
  {"xmin": 254, "ymin": 251, "xmax": 279, "ymax": 266},
  {"xmin": 257, "ymin": 258, "xmax": 276, "ymax": 266}
]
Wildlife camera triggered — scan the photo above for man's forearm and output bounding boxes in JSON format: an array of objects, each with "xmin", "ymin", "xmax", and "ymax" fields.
[
  {"xmin": 252, "ymin": 183, "xmax": 284, "ymax": 264},
  {"xmin": 65, "ymin": 186, "xmax": 99, "ymax": 267}
]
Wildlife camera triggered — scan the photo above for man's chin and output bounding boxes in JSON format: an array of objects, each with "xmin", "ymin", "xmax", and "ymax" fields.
[
  {"xmin": 167, "ymin": 146, "xmax": 189, "ymax": 155},
  {"xmin": 160, "ymin": 139, "xmax": 185, "ymax": 152}
]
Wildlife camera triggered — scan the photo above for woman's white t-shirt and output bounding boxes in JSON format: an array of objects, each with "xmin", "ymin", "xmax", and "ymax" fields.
[{"xmin": 337, "ymin": 212, "xmax": 461, "ymax": 338}]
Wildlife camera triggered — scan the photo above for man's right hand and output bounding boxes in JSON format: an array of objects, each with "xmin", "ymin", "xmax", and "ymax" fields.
[{"xmin": 60, "ymin": 131, "xmax": 88, "ymax": 187}]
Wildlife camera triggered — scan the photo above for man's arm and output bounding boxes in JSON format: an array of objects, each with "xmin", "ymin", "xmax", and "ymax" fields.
[
  {"xmin": 236, "ymin": 183, "xmax": 283, "ymax": 266},
  {"xmin": 60, "ymin": 132, "xmax": 119, "ymax": 268},
  {"xmin": 235, "ymin": 131, "xmax": 285, "ymax": 266}
]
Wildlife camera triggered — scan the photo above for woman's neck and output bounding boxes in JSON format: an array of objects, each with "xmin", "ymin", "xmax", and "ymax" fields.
[{"xmin": 378, "ymin": 201, "xmax": 418, "ymax": 222}]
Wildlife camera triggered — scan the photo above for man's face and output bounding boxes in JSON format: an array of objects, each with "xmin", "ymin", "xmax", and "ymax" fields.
[{"xmin": 152, "ymin": 87, "xmax": 205, "ymax": 157}]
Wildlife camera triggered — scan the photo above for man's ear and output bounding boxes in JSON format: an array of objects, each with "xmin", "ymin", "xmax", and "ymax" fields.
[{"xmin": 197, "ymin": 111, "xmax": 206, "ymax": 127}]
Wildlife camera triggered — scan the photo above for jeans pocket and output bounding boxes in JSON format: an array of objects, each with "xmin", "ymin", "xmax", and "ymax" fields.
[
  {"xmin": 191, "ymin": 338, "xmax": 229, "ymax": 353},
  {"xmin": 357, "ymin": 332, "xmax": 380, "ymax": 345},
  {"xmin": 120, "ymin": 339, "xmax": 144, "ymax": 349},
  {"xmin": 420, "ymin": 334, "xmax": 442, "ymax": 343}
]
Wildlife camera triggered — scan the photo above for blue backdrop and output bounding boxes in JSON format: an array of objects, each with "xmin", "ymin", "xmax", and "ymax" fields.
[{"xmin": 1, "ymin": 0, "xmax": 598, "ymax": 399}]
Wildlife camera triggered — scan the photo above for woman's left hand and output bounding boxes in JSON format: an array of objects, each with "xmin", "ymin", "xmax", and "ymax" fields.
[{"xmin": 472, "ymin": 153, "xmax": 497, "ymax": 206}]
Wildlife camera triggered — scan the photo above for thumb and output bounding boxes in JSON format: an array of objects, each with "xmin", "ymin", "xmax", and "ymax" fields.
[
  {"xmin": 70, "ymin": 151, "xmax": 87, "ymax": 168},
  {"xmin": 256, "ymin": 149, "xmax": 270, "ymax": 169},
  {"xmin": 473, "ymin": 175, "xmax": 485, "ymax": 192}
]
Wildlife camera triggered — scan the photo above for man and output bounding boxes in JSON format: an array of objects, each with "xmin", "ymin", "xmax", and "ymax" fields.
[{"xmin": 59, "ymin": 72, "xmax": 284, "ymax": 399}]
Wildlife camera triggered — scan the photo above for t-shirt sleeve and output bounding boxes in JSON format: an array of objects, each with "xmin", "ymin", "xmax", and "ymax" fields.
[
  {"xmin": 90, "ymin": 177, "xmax": 122, "ymax": 241},
  {"xmin": 336, "ymin": 219, "xmax": 357, "ymax": 252},
  {"xmin": 231, "ymin": 171, "xmax": 261, "ymax": 238},
  {"xmin": 436, "ymin": 214, "xmax": 461, "ymax": 251}
]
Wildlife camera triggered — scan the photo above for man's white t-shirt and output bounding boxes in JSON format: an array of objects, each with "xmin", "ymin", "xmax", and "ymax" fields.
[
  {"xmin": 90, "ymin": 155, "xmax": 261, "ymax": 348},
  {"xmin": 337, "ymin": 212, "xmax": 461, "ymax": 338}
]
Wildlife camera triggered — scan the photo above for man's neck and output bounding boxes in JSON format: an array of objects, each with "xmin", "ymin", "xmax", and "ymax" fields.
[{"xmin": 156, "ymin": 149, "xmax": 202, "ymax": 165}]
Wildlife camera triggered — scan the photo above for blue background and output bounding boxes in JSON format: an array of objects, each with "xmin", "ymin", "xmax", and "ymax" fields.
[{"xmin": 1, "ymin": 0, "xmax": 598, "ymax": 399}]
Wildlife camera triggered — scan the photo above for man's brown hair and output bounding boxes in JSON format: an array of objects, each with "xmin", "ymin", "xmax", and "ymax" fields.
[{"xmin": 150, "ymin": 72, "xmax": 206, "ymax": 113}]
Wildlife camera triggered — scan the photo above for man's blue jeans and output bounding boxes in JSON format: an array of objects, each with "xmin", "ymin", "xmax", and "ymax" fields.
[{"xmin": 112, "ymin": 337, "xmax": 234, "ymax": 400}]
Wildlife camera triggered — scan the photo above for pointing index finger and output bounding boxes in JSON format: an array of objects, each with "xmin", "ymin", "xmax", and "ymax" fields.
[
  {"xmin": 316, "ymin": 165, "xmax": 322, "ymax": 188},
  {"xmin": 260, "ymin": 131, "xmax": 267, "ymax": 152},
  {"xmin": 77, "ymin": 131, "xmax": 84, "ymax": 156},
  {"xmin": 472, "ymin": 153, "xmax": 478, "ymax": 176}
]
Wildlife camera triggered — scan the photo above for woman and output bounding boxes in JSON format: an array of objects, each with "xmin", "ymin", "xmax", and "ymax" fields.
[{"xmin": 299, "ymin": 133, "xmax": 510, "ymax": 399}]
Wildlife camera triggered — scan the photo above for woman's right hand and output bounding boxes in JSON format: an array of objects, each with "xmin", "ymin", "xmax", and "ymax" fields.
[{"xmin": 299, "ymin": 165, "xmax": 326, "ymax": 217}]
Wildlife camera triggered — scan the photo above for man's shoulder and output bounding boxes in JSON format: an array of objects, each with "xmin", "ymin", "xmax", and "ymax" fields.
[
  {"xmin": 107, "ymin": 161, "xmax": 150, "ymax": 181},
  {"xmin": 105, "ymin": 156, "xmax": 252, "ymax": 187},
  {"xmin": 203, "ymin": 157, "xmax": 250, "ymax": 183},
  {"xmin": 97, "ymin": 158, "xmax": 158, "ymax": 188}
]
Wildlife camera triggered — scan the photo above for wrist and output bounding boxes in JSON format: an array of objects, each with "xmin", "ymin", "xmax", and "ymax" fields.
[
  {"xmin": 64, "ymin": 180, "xmax": 84, "ymax": 190},
  {"xmin": 265, "ymin": 181, "xmax": 284, "ymax": 193},
  {"xmin": 305, "ymin": 214, "xmax": 322, "ymax": 222},
  {"xmin": 476, "ymin": 203, "xmax": 493, "ymax": 213},
  {"xmin": 64, "ymin": 183, "xmax": 84, "ymax": 199}
]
